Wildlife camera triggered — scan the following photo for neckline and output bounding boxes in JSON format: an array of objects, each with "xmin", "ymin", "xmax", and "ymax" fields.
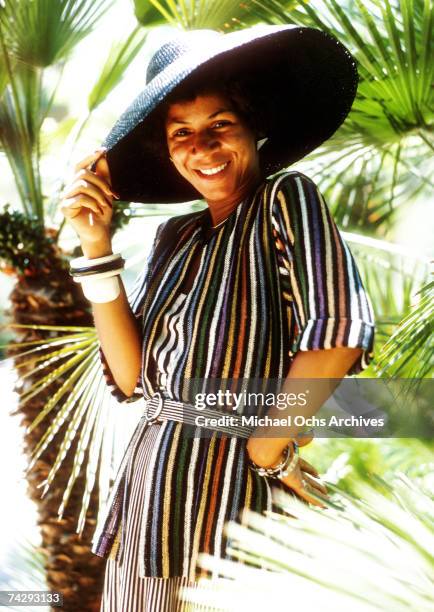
[
  {"xmin": 197, "ymin": 176, "xmax": 266, "ymax": 234},
  {"xmin": 211, "ymin": 217, "xmax": 227, "ymax": 229},
  {"xmin": 200, "ymin": 195, "xmax": 246, "ymax": 236}
]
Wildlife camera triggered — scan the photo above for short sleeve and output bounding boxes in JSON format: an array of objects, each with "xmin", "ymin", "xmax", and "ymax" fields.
[
  {"xmin": 99, "ymin": 220, "xmax": 167, "ymax": 403},
  {"xmin": 271, "ymin": 171, "xmax": 375, "ymax": 375}
]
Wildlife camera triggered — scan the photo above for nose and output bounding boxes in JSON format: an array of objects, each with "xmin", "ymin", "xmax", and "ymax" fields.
[{"xmin": 190, "ymin": 129, "xmax": 220, "ymax": 155}]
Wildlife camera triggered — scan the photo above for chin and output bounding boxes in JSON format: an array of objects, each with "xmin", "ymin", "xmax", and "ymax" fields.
[
  {"xmin": 202, "ymin": 187, "xmax": 231, "ymax": 201},
  {"xmin": 198, "ymin": 178, "xmax": 235, "ymax": 196}
]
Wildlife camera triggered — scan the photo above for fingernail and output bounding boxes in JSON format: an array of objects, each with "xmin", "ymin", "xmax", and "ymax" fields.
[{"xmin": 111, "ymin": 191, "xmax": 120, "ymax": 199}]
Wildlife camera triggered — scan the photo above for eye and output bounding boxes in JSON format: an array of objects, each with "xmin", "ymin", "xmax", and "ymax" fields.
[
  {"xmin": 212, "ymin": 120, "xmax": 231, "ymax": 128},
  {"xmin": 172, "ymin": 127, "xmax": 192, "ymax": 138}
]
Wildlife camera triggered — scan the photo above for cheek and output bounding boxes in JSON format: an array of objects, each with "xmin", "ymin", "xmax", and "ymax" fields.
[
  {"xmin": 171, "ymin": 151, "xmax": 191, "ymax": 178},
  {"xmin": 169, "ymin": 142, "xmax": 187, "ymax": 162},
  {"xmin": 229, "ymin": 130, "xmax": 256, "ymax": 155}
]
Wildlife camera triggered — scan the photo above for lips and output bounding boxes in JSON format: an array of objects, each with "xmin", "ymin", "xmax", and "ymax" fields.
[{"xmin": 194, "ymin": 161, "xmax": 230, "ymax": 179}]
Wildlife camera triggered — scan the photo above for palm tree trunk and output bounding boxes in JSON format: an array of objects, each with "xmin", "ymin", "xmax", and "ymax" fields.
[{"xmin": 7, "ymin": 242, "xmax": 105, "ymax": 612}]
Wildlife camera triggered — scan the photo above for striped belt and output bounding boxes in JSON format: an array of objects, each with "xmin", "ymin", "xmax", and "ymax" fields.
[{"xmin": 142, "ymin": 389, "xmax": 256, "ymax": 439}]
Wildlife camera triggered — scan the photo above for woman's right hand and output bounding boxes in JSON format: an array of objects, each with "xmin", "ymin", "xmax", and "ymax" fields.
[{"xmin": 60, "ymin": 149, "xmax": 117, "ymax": 252}]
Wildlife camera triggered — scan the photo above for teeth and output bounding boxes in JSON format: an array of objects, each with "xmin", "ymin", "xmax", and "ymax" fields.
[{"xmin": 198, "ymin": 162, "xmax": 228, "ymax": 176}]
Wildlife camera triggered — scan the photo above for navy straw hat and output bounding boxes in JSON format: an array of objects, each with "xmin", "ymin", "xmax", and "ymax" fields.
[{"xmin": 97, "ymin": 24, "xmax": 358, "ymax": 204}]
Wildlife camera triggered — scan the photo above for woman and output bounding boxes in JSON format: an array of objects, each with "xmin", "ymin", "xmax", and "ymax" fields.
[{"xmin": 60, "ymin": 25, "xmax": 375, "ymax": 611}]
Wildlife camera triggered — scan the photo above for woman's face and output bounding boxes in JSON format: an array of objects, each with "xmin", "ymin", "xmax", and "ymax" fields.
[{"xmin": 165, "ymin": 92, "xmax": 261, "ymax": 204}]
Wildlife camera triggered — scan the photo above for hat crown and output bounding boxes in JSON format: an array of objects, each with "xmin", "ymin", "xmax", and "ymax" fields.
[{"xmin": 146, "ymin": 30, "xmax": 221, "ymax": 84}]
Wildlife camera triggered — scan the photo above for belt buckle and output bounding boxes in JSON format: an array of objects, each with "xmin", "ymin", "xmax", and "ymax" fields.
[{"xmin": 144, "ymin": 389, "xmax": 164, "ymax": 424}]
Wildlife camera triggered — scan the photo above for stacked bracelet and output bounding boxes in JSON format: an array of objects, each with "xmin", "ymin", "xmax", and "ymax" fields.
[
  {"xmin": 248, "ymin": 440, "xmax": 299, "ymax": 480},
  {"xmin": 70, "ymin": 259, "xmax": 125, "ymax": 278},
  {"xmin": 70, "ymin": 253, "xmax": 124, "ymax": 275},
  {"xmin": 70, "ymin": 253, "xmax": 125, "ymax": 303}
]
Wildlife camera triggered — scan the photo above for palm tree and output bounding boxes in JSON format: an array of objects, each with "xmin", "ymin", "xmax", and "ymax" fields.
[{"xmin": 0, "ymin": 1, "xmax": 159, "ymax": 608}]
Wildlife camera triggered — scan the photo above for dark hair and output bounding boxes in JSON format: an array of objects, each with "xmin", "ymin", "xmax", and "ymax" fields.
[{"xmin": 141, "ymin": 70, "xmax": 269, "ymax": 161}]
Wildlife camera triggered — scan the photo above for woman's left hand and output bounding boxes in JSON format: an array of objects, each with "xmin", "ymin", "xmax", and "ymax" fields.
[
  {"xmin": 248, "ymin": 431, "xmax": 330, "ymax": 508},
  {"xmin": 280, "ymin": 432, "xmax": 329, "ymax": 508}
]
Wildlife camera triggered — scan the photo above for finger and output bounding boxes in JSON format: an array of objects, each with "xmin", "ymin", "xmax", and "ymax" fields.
[
  {"xmin": 61, "ymin": 197, "xmax": 102, "ymax": 218},
  {"xmin": 296, "ymin": 482, "xmax": 329, "ymax": 509},
  {"xmin": 76, "ymin": 168, "xmax": 116, "ymax": 199},
  {"xmin": 302, "ymin": 473, "xmax": 328, "ymax": 495},
  {"xmin": 60, "ymin": 203, "xmax": 81, "ymax": 219},
  {"xmin": 94, "ymin": 154, "xmax": 112, "ymax": 188},
  {"xmin": 281, "ymin": 469, "xmax": 328, "ymax": 508},
  {"xmin": 298, "ymin": 457, "xmax": 320, "ymax": 478},
  {"xmin": 295, "ymin": 431, "xmax": 314, "ymax": 447},
  {"xmin": 63, "ymin": 179, "xmax": 112, "ymax": 210},
  {"xmin": 74, "ymin": 148, "xmax": 107, "ymax": 173},
  {"xmin": 61, "ymin": 196, "xmax": 103, "ymax": 217}
]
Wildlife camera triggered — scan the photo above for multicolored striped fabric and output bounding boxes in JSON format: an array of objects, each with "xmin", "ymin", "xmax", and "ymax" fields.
[
  {"xmin": 151, "ymin": 292, "xmax": 189, "ymax": 391},
  {"xmin": 99, "ymin": 422, "xmax": 201, "ymax": 610},
  {"xmin": 92, "ymin": 170, "xmax": 375, "ymax": 580}
]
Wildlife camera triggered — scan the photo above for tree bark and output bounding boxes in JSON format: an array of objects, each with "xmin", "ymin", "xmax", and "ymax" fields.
[{"xmin": 6, "ymin": 248, "xmax": 105, "ymax": 612}]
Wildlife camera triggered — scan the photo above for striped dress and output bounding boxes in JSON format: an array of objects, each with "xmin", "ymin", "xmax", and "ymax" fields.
[{"xmin": 92, "ymin": 170, "xmax": 375, "ymax": 601}]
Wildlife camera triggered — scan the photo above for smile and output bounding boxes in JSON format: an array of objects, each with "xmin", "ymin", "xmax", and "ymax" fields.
[{"xmin": 195, "ymin": 161, "xmax": 230, "ymax": 177}]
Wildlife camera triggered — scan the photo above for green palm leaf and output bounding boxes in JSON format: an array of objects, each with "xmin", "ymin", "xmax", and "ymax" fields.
[
  {"xmin": 375, "ymin": 280, "xmax": 434, "ymax": 378},
  {"xmin": 134, "ymin": 0, "xmax": 262, "ymax": 29},
  {"xmin": 53, "ymin": 25, "xmax": 163, "ymax": 226},
  {"xmin": 179, "ymin": 474, "xmax": 434, "ymax": 611},
  {"xmin": 246, "ymin": 0, "xmax": 433, "ymax": 229},
  {"xmin": 0, "ymin": 0, "xmax": 113, "ymax": 221},
  {"xmin": 88, "ymin": 25, "xmax": 148, "ymax": 111},
  {"xmin": 341, "ymin": 232, "xmax": 431, "ymax": 342},
  {"xmin": 0, "ymin": 0, "xmax": 113, "ymax": 67},
  {"xmin": 3, "ymin": 323, "xmax": 143, "ymax": 535}
]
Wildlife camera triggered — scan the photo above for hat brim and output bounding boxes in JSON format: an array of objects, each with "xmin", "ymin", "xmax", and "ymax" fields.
[{"xmin": 100, "ymin": 25, "xmax": 358, "ymax": 204}]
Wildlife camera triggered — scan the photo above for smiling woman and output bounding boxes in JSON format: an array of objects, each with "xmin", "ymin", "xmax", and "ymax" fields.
[
  {"xmin": 59, "ymin": 25, "xmax": 375, "ymax": 612},
  {"xmin": 147, "ymin": 71, "xmax": 268, "ymax": 161},
  {"xmin": 164, "ymin": 91, "xmax": 263, "ymax": 225}
]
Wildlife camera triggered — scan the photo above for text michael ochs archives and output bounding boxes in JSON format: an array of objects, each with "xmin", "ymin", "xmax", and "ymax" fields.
[{"xmin": 191, "ymin": 390, "xmax": 386, "ymax": 430}]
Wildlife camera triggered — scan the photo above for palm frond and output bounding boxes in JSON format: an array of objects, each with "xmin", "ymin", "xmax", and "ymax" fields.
[
  {"xmin": 0, "ymin": 0, "xmax": 113, "ymax": 221},
  {"xmin": 88, "ymin": 25, "xmax": 148, "ymax": 111},
  {"xmin": 2, "ymin": 537, "xmax": 47, "ymax": 608},
  {"xmin": 339, "ymin": 231, "xmax": 431, "ymax": 346},
  {"xmin": 135, "ymin": 0, "xmax": 262, "ymax": 30},
  {"xmin": 0, "ymin": 0, "xmax": 113, "ymax": 67},
  {"xmin": 0, "ymin": 48, "xmax": 8, "ymax": 96},
  {"xmin": 375, "ymin": 279, "xmax": 434, "ymax": 378},
  {"xmin": 0, "ymin": 51, "xmax": 43, "ymax": 217},
  {"xmin": 247, "ymin": 0, "xmax": 433, "ymax": 229},
  {"xmin": 52, "ymin": 25, "xmax": 152, "ymax": 225},
  {"xmin": 3, "ymin": 323, "xmax": 142, "ymax": 536},
  {"xmin": 133, "ymin": 0, "xmax": 167, "ymax": 26},
  {"xmin": 179, "ymin": 474, "xmax": 434, "ymax": 611}
]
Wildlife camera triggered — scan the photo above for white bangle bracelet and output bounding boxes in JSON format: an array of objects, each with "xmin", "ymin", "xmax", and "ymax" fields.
[
  {"xmin": 71, "ymin": 253, "xmax": 121, "ymax": 268},
  {"xmin": 72, "ymin": 267, "xmax": 124, "ymax": 282},
  {"xmin": 80, "ymin": 275, "xmax": 121, "ymax": 303}
]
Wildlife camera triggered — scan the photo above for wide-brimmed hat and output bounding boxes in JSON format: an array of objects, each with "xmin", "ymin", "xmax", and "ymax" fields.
[{"xmin": 97, "ymin": 24, "xmax": 358, "ymax": 204}]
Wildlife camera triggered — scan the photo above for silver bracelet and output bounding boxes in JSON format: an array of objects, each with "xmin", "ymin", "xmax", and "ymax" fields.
[{"xmin": 248, "ymin": 440, "xmax": 299, "ymax": 480}]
